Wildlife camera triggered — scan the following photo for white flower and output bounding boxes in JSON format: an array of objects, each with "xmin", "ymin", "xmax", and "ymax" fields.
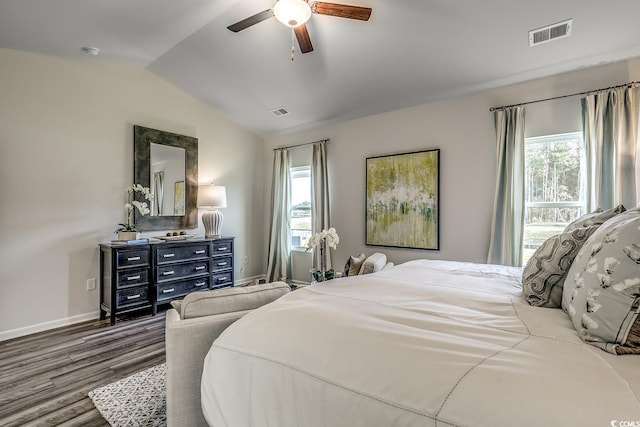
[
  {"xmin": 305, "ymin": 227, "xmax": 340, "ymax": 251},
  {"xmin": 116, "ymin": 183, "xmax": 153, "ymax": 233}
]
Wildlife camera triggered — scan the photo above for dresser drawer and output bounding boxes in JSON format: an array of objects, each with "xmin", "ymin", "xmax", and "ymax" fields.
[
  {"xmin": 211, "ymin": 272, "xmax": 233, "ymax": 288},
  {"xmin": 211, "ymin": 256, "xmax": 232, "ymax": 272},
  {"xmin": 116, "ymin": 267, "xmax": 149, "ymax": 289},
  {"xmin": 156, "ymin": 276, "xmax": 210, "ymax": 302},
  {"xmin": 212, "ymin": 240, "xmax": 232, "ymax": 256},
  {"xmin": 116, "ymin": 285, "xmax": 150, "ymax": 308},
  {"xmin": 156, "ymin": 260, "xmax": 209, "ymax": 282},
  {"xmin": 116, "ymin": 249, "xmax": 149, "ymax": 268},
  {"xmin": 156, "ymin": 244, "xmax": 210, "ymax": 265}
]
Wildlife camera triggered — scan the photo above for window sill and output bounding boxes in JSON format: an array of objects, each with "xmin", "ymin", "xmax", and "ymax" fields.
[{"xmin": 291, "ymin": 247, "xmax": 311, "ymax": 253}]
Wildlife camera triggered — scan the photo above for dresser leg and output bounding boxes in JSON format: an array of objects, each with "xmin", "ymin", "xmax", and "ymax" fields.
[
  {"xmin": 99, "ymin": 309, "xmax": 106, "ymax": 320},
  {"xmin": 110, "ymin": 311, "xmax": 116, "ymax": 326}
]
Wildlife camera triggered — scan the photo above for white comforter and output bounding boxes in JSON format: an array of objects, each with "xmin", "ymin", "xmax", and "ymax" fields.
[{"xmin": 202, "ymin": 260, "xmax": 640, "ymax": 426}]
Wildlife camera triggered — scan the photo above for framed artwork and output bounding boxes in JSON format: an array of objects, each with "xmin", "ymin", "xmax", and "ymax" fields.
[
  {"xmin": 174, "ymin": 181, "xmax": 185, "ymax": 215},
  {"xmin": 366, "ymin": 149, "xmax": 440, "ymax": 250}
]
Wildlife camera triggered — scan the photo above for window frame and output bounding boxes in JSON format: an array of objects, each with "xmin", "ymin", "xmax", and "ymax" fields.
[{"xmin": 522, "ymin": 131, "xmax": 586, "ymax": 263}]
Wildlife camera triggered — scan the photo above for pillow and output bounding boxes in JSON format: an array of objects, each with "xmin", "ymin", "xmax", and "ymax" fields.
[
  {"xmin": 170, "ymin": 300, "xmax": 182, "ymax": 312},
  {"xmin": 562, "ymin": 208, "xmax": 640, "ymax": 354},
  {"xmin": 359, "ymin": 252, "xmax": 387, "ymax": 275},
  {"xmin": 564, "ymin": 204, "xmax": 625, "ymax": 232},
  {"xmin": 522, "ymin": 225, "xmax": 599, "ymax": 307},
  {"xmin": 347, "ymin": 254, "xmax": 366, "ymax": 276},
  {"xmin": 342, "ymin": 257, "xmax": 353, "ymax": 277},
  {"xmin": 178, "ymin": 282, "xmax": 290, "ymax": 319}
]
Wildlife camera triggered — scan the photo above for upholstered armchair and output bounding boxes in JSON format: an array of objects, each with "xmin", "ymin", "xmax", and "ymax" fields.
[{"xmin": 165, "ymin": 282, "xmax": 291, "ymax": 427}]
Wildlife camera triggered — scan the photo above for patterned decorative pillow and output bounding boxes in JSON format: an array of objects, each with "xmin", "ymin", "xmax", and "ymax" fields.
[
  {"xmin": 563, "ymin": 205, "xmax": 625, "ymax": 232},
  {"xmin": 522, "ymin": 225, "xmax": 599, "ymax": 307},
  {"xmin": 562, "ymin": 208, "xmax": 640, "ymax": 354},
  {"xmin": 347, "ymin": 254, "xmax": 366, "ymax": 277}
]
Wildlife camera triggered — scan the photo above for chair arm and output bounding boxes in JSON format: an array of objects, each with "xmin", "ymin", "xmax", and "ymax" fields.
[{"xmin": 165, "ymin": 308, "xmax": 252, "ymax": 427}]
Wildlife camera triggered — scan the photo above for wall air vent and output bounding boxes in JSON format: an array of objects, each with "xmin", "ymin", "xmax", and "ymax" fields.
[
  {"xmin": 529, "ymin": 19, "xmax": 572, "ymax": 47},
  {"xmin": 271, "ymin": 107, "xmax": 289, "ymax": 117}
]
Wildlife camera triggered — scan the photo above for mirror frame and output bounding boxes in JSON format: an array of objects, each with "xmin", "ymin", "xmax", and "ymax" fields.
[{"xmin": 133, "ymin": 125, "xmax": 198, "ymax": 231}]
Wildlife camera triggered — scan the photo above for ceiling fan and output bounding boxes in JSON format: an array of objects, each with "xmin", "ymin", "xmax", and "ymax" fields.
[{"xmin": 227, "ymin": 0, "xmax": 372, "ymax": 55}]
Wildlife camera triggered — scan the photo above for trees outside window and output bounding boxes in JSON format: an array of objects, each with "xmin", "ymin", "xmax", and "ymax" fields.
[{"xmin": 522, "ymin": 132, "xmax": 585, "ymax": 264}]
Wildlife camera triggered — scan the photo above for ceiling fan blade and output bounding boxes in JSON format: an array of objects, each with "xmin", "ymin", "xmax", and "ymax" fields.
[
  {"xmin": 312, "ymin": 2, "xmax": 372, "ymax": 21},
  {"xmin": 227, "ymin": 9, "xmax": 274, "ymax": 32},
  {"xmin": 294, "ymin": 24, "xmax": 314, "ymax": 53}
]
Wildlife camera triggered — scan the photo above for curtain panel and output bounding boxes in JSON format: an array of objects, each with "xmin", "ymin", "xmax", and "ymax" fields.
[
  {"xmin": 582, "ymin": 86, "xmax": 639, "ymax": 210},
  {"xmin": 311, "ymin": 142, "xmax": 331, "ymax": 270},
  {"xmin": 266, "ymin": 149, "xmax": 292, "ymax": 283},
  {"xmin": 487, "ymin": 106, "xmax": 526, "ymax": 266}
]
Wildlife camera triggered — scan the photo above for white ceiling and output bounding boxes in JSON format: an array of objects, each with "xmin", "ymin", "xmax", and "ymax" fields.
[{"xmin": 2, "ymin": 0, "xmax": 640, "ymax": 136}]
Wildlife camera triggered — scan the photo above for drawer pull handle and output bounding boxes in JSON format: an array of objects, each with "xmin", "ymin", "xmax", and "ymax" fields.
[
  {"xmin": 162, "ymin": 270, "xmax": 175, "ymax": 276},
  {"xmin": 127, "ymin": 256, "xmax": 141, "ymax": 261},
  {"xmin": 126, "ymin": 294, "xmax": 141, "ymax": 300},
  {"xmin": 163, "ymin": 253, "xmax": 175, "ymax": 258},
  {"xmin": 162, "ymin": 288, "xmax": 175, "ymax": 294},
  {"xmin": 127, "ymin": 275, "xmax": 141, "ymax": 281},
  {"xmin": 217, "ymin": 276, "xmax": 228, "ymax": 282},
  {"xmin": 195, "ymin": 282, "xmax": 206, "ymax": 287},
  {"xmin": 195, "ymin": 250, "xmax": 206, "ymax": 254},
  {"xmin": 195, "ymin": 266, "xmax": 206, "ymax": 271},
  {"xmin": 217, "ymin": 247, "xmax": 227, "ymax": 251},
  {"xmin": 217, "ymin": 262, "xmax": 228, "ymax": 266}
]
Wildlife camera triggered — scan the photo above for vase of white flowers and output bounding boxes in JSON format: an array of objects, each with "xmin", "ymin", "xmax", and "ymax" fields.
[
  {"xmin": 306, "ymin": 227, "xmax": 339, "ymax": 282},
  {"xmin": 115, "ymin": 184, "xmax": 153, "ymax": 240}
]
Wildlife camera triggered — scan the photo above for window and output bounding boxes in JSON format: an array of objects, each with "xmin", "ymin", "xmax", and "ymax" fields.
[
  {"xmin": 522, "ymin": 132, "xmax": 585, "ymax": 264},
  {"xmin": 290, "ymin": 166, "xmax": 312, "ymax": 250}
]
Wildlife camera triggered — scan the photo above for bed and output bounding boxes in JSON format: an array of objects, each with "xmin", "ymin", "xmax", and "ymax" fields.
[{"xmin": 201, "ymin": 259, "xmax": 640, "ymax": 426}]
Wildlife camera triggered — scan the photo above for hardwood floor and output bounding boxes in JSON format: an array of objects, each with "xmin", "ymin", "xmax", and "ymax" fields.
[{"xmin": 0, "ymin": 309, "xmax": 167, "ymax": 426}]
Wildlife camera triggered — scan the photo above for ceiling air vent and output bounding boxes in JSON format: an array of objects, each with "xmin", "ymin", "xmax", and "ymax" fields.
[
  {"xmin": 271, "ymin": 107, "xmax": 289, "ymax": 117},
  {"xmin": 529, "ymin": 19, "xmax": 572, "ymax": 47}
]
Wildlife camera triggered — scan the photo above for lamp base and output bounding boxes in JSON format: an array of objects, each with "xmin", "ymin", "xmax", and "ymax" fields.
[{"xmin": 202, "ymin": 209, "xmax": 223, "ymax": 238}]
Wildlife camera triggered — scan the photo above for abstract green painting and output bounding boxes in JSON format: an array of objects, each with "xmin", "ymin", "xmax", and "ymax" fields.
[{"xmin": 366, "ymin": 149, "xmax": 439, "ymax": 250}]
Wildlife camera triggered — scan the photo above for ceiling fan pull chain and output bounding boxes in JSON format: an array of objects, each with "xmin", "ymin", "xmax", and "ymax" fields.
[{"xmin": 290, "ymin": 28, "xmax": 295, "ymax": 61}]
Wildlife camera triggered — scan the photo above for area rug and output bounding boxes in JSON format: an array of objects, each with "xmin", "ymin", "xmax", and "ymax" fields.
[{"xmin": 89, "ymin": 363, "xmax": 166, "ymax": 427}]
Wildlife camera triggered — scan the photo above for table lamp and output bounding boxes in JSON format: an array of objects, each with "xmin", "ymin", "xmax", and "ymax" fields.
[{"xmin": 197, "ymin": 184, "xmax": 227, "ymax": 238}]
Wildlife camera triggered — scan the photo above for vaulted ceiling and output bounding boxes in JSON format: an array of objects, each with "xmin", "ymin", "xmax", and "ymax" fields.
[{"xmin": 2, "ymin": 0, "xmax": 640, "ymax": 136}]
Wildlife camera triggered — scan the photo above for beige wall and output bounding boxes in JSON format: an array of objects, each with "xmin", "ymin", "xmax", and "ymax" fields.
[
  {"xmin": 265, "ymin": 57, "xmax": 640, "ymax": 282},
  {"xmin": 0, "ymin": 48, "xmax": 265, "ymax": 339}
]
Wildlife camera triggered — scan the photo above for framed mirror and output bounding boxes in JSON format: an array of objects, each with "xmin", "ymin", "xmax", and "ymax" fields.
[{"xmin": 133, "ymin": 125, "xmax": 198, "ymax": 231}]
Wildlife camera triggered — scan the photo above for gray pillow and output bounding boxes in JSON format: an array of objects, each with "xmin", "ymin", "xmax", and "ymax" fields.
[
  {"xmin": 347, "ymin": 254, "xmax": 366, "ymax": 276},
  {"xmin": 562, "ymin": 208, "xmax": 640, "ymax": 354},
  {"xmin": 522, "ymin": 225, "xmax": 599, "ymax": 307},
  {"xmin": 563, "ymin": 205, "xmax": 625, "ymax": 232}
]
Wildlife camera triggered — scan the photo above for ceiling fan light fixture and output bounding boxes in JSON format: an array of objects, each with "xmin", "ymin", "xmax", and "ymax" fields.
[{"xmin": 273, "ymin": 0, "xmax": 311, "ymax": 28}]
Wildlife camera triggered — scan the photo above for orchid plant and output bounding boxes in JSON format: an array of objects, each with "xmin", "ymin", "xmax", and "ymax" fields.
[
  {"xmin": 306, "ymin": 227, "xmax": 340, "ymax": 279},
  {"xmin": 306, "ymin": 227, "xmax": 340, "ymax": 251},
  {"xmin": 115, "ymin": 184, "xmax": 153, "ymax": 233}
]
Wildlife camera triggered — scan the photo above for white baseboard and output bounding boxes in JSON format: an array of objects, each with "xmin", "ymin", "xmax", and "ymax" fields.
[
  {"xmin": 0, "ymin": 311, "xmax": 100, "ymax": 342},
  {"xmin": 1, "ymin": 274, "xmax": 268, "ymax": 342},
  {"xmin": 235, "ymin": 274, "xmax": 267, "ymax": 286}
]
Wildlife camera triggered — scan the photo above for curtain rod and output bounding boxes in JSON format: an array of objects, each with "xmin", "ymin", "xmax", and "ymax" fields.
[
  {"xmin": 273, "ymin": 138, "xmax": 330, "ymax": 151},
  {"xmin": 489, "ymin": 81, "xmax": 640, "ymax": 112}
]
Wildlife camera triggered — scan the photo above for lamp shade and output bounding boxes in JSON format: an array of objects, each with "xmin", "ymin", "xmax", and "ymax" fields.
[
  {"xmin": 197, "ymin": 185, "xmax": 227, "ymax": 208},
  {"xmin": 273, "ymin": 0, "xmax": 311, "ymax": 27}
]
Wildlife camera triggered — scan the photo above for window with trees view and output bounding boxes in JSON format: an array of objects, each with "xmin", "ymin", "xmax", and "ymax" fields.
[
  {"xmin": 290, "ymin": 166, "xmax": 312, "ymax": 250},
  {"xmin": 522, "ymin": 132, "xmax": 585, "ymax": 264}
]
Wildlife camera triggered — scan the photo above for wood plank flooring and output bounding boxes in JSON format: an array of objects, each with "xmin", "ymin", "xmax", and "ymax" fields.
[{"xmin": 0, "ymin": 309, "xmax": 167, "ymax": 426}]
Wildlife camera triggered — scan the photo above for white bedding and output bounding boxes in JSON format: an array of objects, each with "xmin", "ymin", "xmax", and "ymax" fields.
[{"xmin": 202, "ymin": 259, "xmax": 640, "ymax": 426}]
